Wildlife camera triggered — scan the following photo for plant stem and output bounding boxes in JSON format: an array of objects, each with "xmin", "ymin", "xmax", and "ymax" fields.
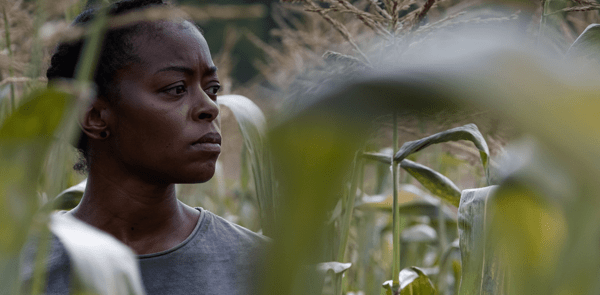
[
  {"xmin": 337, "ymin": 151, "xmax": 364, "ymax": 263},
  {"xmin": 436, "ymin": 200, "xmax": 447, "ymax": 289},
  {"xmin": 392, "ymin": 112, "xmax": 400, "ymax": 290},
  {"xmin": 2, "ymin": 6, "xmax": 15, "ymax": 112}
]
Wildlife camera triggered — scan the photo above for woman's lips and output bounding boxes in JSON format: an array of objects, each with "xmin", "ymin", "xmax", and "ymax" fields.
[
  {"xmin": 191, "ymin": 132, "xmax": 221, "ymax": 153},
  {"xmin": 191, "ymin": 142, "xmax": 221, "ymax": 153}
]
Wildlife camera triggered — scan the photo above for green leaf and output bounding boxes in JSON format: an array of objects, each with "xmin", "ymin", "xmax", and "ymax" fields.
[
  {"xmin": 362, "ymin": 143, "xmax": 462, "ymax": 207},
  {"xmin": 362, "ymin": 151, "xmax": 392, "ymax": 164},
  {"xmin": 457, "ymin": 186, "xmax": 507, "ymax": 295},
  {"xmin": 317, "ymin": 261, "xmax": 352, "ymax": 275},
  {"xmin": 218, "ymin": 95, "xmax": 276, "ymax": 237},
  {"xmin": 45, "ymin": 179, "xmax": 86, "ymax": 211},
  {"xmin": 565, "ymin": 24, "xmax": 600, "ymax": 61},
  {"xmin": 0, "ymin": 88, "xmax": 71, "ymax": 295},
  {"xmin": 400, "ymin": 159, "xmax": 461, "ymax": 207},
  {"xmin": 50, "ymin": 213, "xmax": 146, "ymax": 295},
  {"xmin": 383, "ymin": 267, "xmax": 436, "ymax": 295},
  {"xmin": 393, "ymin": 124, "xmax": 490, "ymax": 184},
  {"xmin": 438, "ymin": 239, "xmax": 461, "ymax": 295},
  {"xmin": 356, "ymin": 186, "xmax": 457, "ymax": 222}
]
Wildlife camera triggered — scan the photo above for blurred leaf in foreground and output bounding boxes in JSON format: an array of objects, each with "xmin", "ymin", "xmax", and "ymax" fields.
[
  {"xmin": 50, "ymin": 213, "xmax": 146, "ymax": 295},
  {"xmin": 0, "ymin": 88, "xmax": 70, "ymax": 295}
]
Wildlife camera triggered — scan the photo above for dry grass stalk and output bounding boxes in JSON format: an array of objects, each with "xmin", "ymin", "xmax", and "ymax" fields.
[
  {"xmin": 548, "ymin": 5, "xmax": 600, "ymax": 15},
  {"xmin": 369, "ymin": 0, "xmax": 393, "ymax": 19},
  {"xmin": 413, "ymin": 11, "xmax": 466, "ymax": 35},
  {"xmin": 413, "ymin": 0, "xmax": 436, "ymax": 30},
  {"xmin": 303, "ymin": 0, "xmax": 372, "ymax": 63},
  {"xmin": 213, "ymin": 26, "xmax": 241, "ymax": 95}
]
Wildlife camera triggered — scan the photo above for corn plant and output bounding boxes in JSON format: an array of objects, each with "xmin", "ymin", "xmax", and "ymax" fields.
[{"xmin": 3, "ymin": 0, "xmax": 600, "ymax": 294}]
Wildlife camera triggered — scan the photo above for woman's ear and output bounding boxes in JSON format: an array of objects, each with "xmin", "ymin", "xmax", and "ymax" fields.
[{"xmin": 80, "ymin": 97, "xmax": 112, "ymax": 140}]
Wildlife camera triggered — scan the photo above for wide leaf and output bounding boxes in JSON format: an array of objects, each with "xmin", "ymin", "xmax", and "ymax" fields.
[
  {"xmin": 565, "ymin": 24, "xmax": 600, "ymax": 61},
  {"xmin": 383, "ymin": 266, "xmax": 436, "ymax": 295},
  {"xmin": 362, "ymin": 151, "xmax": 462, "ymax": 207},
  {"xmin": 50, "ymin": 213, "xmax": 146, "ymax": 295},
  {"xmin": 218, "ymin": 95, "xmax": 277, "ymax": 237},
  {"xmin": 457, "ymin": 186, "xmax": 505, "ymax": 295},
  {"xmin": 0, "ymin": 88, "xmax": 71, "ymax": 295},
  {"xmin": 400, "ymin": 159, "xmax": 461, "ymax": 207},
  {"xmin": 393, "ymin": 124, "xmax": 490, "ymax": 184}
]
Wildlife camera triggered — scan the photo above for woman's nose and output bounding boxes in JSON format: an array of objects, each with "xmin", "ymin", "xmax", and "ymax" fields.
[{"xmin": 192, "ymin": 89, "xmax": 219, "ymax": 121}]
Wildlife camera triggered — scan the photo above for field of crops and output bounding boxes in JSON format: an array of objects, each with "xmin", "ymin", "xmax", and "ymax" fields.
[{"xmin": 2, "ymin": 0, "xmax": 600, "ymax": 294}]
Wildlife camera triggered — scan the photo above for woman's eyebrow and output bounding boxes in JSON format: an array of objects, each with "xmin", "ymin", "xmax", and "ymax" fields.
[
  {"xmin": 154, "ymin": 65, "xmax": 218, "ymax": 76},
  {"xmin": 205, "ymin": 66, "xmax": 218, "ymax": 76}
]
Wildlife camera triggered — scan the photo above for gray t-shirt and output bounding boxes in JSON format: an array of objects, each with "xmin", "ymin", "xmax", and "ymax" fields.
[{"xmin": 20, "ymin": 208, "xmax": 269, "ymax": 294}]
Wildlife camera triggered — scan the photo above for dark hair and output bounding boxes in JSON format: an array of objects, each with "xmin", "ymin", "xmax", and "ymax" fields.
[{"xmin": 47, "ymin": 0, "xmax": 168, "ymax": 172}]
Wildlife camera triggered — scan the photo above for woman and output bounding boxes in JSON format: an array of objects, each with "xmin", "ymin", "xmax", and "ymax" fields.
[{"xmin": 21, "ymin": 0, "xmax": 267, "ymax": 294}]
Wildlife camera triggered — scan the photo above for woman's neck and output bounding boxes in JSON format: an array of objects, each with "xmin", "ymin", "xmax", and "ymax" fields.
[{"xmin": 70, "ymin": 167, "xmax": 200, "ymax": 255}]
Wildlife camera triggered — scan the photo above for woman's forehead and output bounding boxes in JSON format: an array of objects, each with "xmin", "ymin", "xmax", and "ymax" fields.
[{"xmin": 130, "ymin": 20, "xmax": 212, "ymax": 70}]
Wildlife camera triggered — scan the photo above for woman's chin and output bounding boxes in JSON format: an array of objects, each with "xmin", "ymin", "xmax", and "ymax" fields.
[{"xmin": 177, "ymin": 165, "xmax": 216, "ymax": 184}]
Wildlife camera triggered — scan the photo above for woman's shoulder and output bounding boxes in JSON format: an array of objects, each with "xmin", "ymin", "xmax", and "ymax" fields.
[{"xmin": 198, "ymin": 208, "xmax": 271, "ymax": 247}]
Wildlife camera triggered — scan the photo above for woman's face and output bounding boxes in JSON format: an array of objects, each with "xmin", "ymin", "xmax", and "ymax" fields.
[{"xmin": 106, "ymin": 21, "xmax": 221, "ymax": 184}]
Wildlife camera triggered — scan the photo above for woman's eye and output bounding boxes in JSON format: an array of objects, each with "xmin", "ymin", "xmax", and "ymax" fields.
[
  {"xmin": 165, "ymin": 85, "xmax": 187, "ymax": 96},
  {"xmin": 205, "ymin": 85, "xmax": 220, "ymax": 96}
]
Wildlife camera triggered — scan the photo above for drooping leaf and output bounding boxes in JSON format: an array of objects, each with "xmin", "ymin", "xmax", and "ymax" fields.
[
  {"xmin": 50, "ymin": 213, "xmax": 146, "ymax": 295},
  {"xmin": 317, "ymin": 261, "xmax": 352, "ymax": 274},
  {"xmin": 356, "ymin": 186, "xmax": 457, "ymax": 222},
  {"xmin": 400, "ymin": 159, "xmax": 461, "ymax": 207},
  {"xmin": 383, "ymin": 267, "xmax": 436, "ymax": 295},
  {"xmin": 218, "ymin": 95, "xmax": 277, "ymax": 237},
  {"xmin": 46, "ymin": 179, "xmax": 86, "ymax": 211},
  {"xmin": 362, "ymin": 142, "xmax": 462, "ymax": 207},
  {"xmin": 362, "ymin": 151, "xmax": 392, "ymax": 164},
  {"xmin": 393, "ymin": 124, "xmax": 490, "ymax": 184},
  {"xmin": 565, "ymin": 24, "xmax": 600, "ymax": 62}
]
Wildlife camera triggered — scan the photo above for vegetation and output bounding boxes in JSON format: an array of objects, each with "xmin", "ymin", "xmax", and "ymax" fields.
[{"xmin": 2, "ymin": 0, "xmax": 600, "ymax": 295}]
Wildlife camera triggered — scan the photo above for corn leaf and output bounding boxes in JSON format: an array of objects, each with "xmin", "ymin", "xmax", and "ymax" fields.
[
  {"xmin": 400, "ymin": 159, "xmax": 461, "ymax": 207},
  {"xmin": 45, "ymin": 179, "xmax": 86, "ymax": 211},
  {"xmin": 363, "ymin": 149, "xmax": 463, "ymax": 207},
  {"xmin": 218, "ymin": 95, "xmax": 276, "ymax": 237},
  {"xmin": 0, "ymin": 88, "xmax": 70, "ymax": 295},
  {"xmin": 383, "ymin": 267, "xmax": 436, "ymax": 295},
  {"xmin": 317, "ymin": 261, "xmax": 352, "ymax": 274},
  {"xmin": 565, "ymin": 24, "xmax": 600, "ymax": 61},
  {"xmin": 393, "ymin": 124, "xmax": 490, "ymax": 184},
  {"xmin": 356, "ymin": 189, "xmax": 457, "ymax": 222},
  {"xmin": 457, "ymin": 186, "xmax": 506, "ymax": 295},
  {"xmin": 50, "ymin": 213, "xmax": 146, "ymax": 295},
  {"xmin": 438, "ymin": 239, "xmax": 461, "ymax": 295}
]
